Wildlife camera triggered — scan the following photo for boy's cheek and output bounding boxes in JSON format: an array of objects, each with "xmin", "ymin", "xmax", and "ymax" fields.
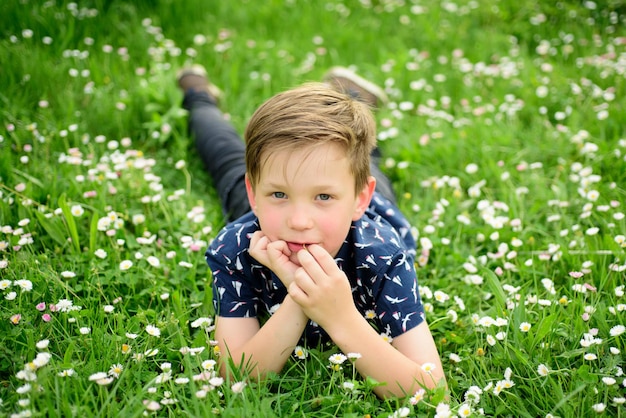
[{"xmin": 256, "ymin": 216, "xmax": 277, "ymax": 240}]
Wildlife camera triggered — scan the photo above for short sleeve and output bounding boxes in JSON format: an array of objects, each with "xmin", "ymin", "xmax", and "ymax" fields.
[
  {"xmin": 205, "ymin": 218, "xmax": 264, "ymax": 318},
  {"xmin": 207, "ymin": 245, "xmax": 260, "ymax": 318}
]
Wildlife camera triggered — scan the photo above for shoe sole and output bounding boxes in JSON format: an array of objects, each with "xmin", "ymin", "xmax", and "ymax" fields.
[
  {"xmin": 323, "ymin": 66, "xmax": 389, "ymax": 107},
  {"xmin": 176, "ymin": 65, "xmax": 223, "ymax": 101}
]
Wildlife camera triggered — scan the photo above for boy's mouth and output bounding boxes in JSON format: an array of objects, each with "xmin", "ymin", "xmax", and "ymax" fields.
[{"xmin": 287, "ymin": 242, "xmax": 309, "ymax": 253}]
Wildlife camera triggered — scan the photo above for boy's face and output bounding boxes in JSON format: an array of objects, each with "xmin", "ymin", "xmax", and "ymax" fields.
[{"xmin": 246, "ymin": 142, "xmax": 374, "ymax": 265}]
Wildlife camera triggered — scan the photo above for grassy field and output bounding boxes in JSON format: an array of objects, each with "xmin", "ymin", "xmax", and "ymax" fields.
[{"xmin": 1, "ymin": 0, "xmax": 625, "ymax": 416}]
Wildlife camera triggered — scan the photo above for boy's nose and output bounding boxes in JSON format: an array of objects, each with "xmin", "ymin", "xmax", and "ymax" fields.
[{"xmin": 287, "ymin": 206, "xmax": 313, "ymax": 230}]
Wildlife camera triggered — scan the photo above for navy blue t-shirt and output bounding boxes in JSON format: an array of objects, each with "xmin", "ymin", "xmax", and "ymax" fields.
[{"xmin": 206, "ymin": 192, "xmax": 425, "ymax": 346}]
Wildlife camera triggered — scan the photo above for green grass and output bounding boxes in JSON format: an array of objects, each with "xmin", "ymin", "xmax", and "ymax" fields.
[{"xmin": 1, "ymin": 0, "xmax": 625, "ymax": 416}]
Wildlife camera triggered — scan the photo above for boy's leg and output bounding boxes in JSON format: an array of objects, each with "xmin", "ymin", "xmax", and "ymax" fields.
[
  {"xmin": 323, "ymin": 67, "xmax": 397, "ymax": 205},
  {"xmin": 178, "ymin": 66, "xmax": 251, "ymax": 221}
]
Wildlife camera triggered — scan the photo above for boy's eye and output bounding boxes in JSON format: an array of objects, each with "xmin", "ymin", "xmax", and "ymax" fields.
[
  {"xmin": 317, "ymin": 194, "xmax": 331, "ymax": 201},
  {"xmin": 272, "ymin": 192, "xmax": 286, "ymax": 199}
]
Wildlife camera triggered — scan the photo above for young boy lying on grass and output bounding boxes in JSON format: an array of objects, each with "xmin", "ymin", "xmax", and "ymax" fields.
[{"xmin": 178, "ymin": 65, "xmax": 447, "ymax": 398}]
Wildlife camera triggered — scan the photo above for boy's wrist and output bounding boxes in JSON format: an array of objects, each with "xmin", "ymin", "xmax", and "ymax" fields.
[
  {"xmin": 281, "ymin": 294, "xmax": 308, "ymax": 319},
  {"xmin": 317, "ymin": 306, "xmax": 364, "ymax": 340}
]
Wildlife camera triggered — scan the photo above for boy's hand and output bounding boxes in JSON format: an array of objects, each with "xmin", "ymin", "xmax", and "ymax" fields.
[
  {"xmin": 288, "ymin": 244, "xmax": 356, "ymax": 329},
  {"xmin": 249, "ymin": 231, "xmax": 300, "ymax": 287}
]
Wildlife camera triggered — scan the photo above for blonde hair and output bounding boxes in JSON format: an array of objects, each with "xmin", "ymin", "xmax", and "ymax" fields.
[{"xmin": 244, "ymin": 82, "xmax": 376, "ymax": 191}]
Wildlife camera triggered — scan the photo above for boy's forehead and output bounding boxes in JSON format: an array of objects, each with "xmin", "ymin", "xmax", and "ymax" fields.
[{"xmin": 259, "ymin": 143, "xmax": 352, "ymax": 182}]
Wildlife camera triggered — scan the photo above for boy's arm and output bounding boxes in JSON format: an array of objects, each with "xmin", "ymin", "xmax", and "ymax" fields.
[
  {"xmin": 327, "ymin": 316, "xmax": 445, "ymax": 398},
  {"xmin": 214, "ymin": 295, "xmax": 308, "ymax": 380},
  {"xmin": 209, "ymin": 227, "xmax": 308, "ymax": 379},
  {"xmin": 290, "ymin": 244, "xmax": 447, "ymax": 398}
]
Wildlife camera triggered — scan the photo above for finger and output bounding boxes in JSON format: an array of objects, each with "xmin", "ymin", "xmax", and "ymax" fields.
[
  {"xmin": 296, "ymin": 249, "xmax": 326, "ymax": 282},
  {"xmin": 249, "ymin": 232, "xmax": 270, "ymax": 258},
  {"xmin": 266, "ymin": 240, "xmax": 292, "ymax": 264},
  {"xmin": 293, "ymin": 266, "xmax": 316, "ymax": 293},
  {"xmin": 267, "ymin": 239, "xmax": 291, "ymax": 255},
  {"xmin": 249, "ymin": 230, "xmax": 265, "ymax": 248},
  {"xmin": 304, "ymin": 244, "xmax": 340, "ymax": 276},
  {"xmin": 249, "ymin": 232, "xmax": 273, "ymax": 267},
  {"xmin": 288, "ymin": 281, "xmax": 308, "ymax": 303}
]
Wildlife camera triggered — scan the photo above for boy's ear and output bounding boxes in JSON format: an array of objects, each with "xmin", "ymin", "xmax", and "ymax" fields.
[
  {"xmin": 245, "ymin": 174, "xmax": 257, "ymax": 215},
  {"xmin": 352, "ymin": 176, "xmax": 376, "ymax": 221}
]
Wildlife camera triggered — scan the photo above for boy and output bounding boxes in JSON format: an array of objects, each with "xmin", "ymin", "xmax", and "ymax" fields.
[{"xmin": 178, "ymin": 66, "xmax": 446, "ymax": 398}]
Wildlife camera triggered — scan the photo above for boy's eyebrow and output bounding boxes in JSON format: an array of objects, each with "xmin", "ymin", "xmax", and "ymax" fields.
[
  {"xmin": 261, "ymin": 179, "xmax": 340, "ymax": 192},
  {"xmin": 260, "ymin": 181, "xmax": 287, "ymax": 190}
]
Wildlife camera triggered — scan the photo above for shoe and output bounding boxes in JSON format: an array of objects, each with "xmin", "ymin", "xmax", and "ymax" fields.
[
  {"xmin": 323, "ymin": 66, "xmax": 388, "ymax": 108},
  {"xmin": 176, "ymin": 65, "xmax": 223, "ymax": 102}
]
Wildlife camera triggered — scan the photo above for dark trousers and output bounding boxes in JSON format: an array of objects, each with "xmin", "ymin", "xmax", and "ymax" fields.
[{"xmin": 183, "ymin": 90, "xmax": 397, "ymax": 222}]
